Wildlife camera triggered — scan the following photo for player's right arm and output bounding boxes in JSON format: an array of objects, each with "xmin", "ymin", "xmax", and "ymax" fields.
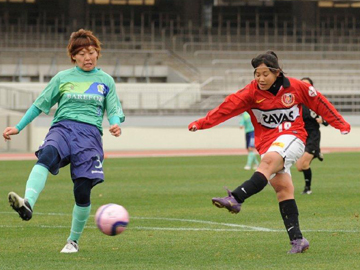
[
  {"xmin": 189, "ymin": 88, "xmax": 252, "ymax": 132},
  {"xmin": 3, "ymin": 126, "xmax": 19, "ymax": 141},
  {"xmin": 3, "ymin": 74, "xmax": 62, "ymax": 141},
  {"xmin": 2, "ymin": 104, "xmax": 42, "ymax": 141}
]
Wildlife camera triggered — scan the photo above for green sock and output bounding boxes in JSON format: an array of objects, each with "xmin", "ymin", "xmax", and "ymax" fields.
[
  {"xmin": 247, "ymin": 151, "xmax": 254, "ymax": 166},
  {"xmin": 252, "ymin": 152, "xmax": 259, "ymax": 165},
  {"xmin": 68, "ymin": 204, "xmax": 91, "ymax": 243},
  {"xmin": 248, "ymin": 151, "xmax": 259, "ymax": 167},
  {"xmin": 25, "ymin": 164, "xmax": 49, "ymax": 209}
]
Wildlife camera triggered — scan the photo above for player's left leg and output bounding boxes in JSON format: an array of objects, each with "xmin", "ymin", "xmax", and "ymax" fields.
[
  {"xmin": 51, "ymin": 121, "xmax": 104, "ymax": 253},
  {"xmin": 61, "ymin": 178, "xmax": 98, "ymax": 253},
  {"xmin": 269, "ymin": 136, "xmax": 308, "ymax": 253},
  {"xmin": 271, "ymin": 173, "xmax": 309, "ymax": 253}
]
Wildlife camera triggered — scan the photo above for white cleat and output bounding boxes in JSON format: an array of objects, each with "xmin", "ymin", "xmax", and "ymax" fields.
[
  {"xmin": 244, "ymin": 165, "xmax": 251, "ymax": 170},
  {"xmin": 60, "ymin": 240, "xmax": 79, "ymax": 253}
]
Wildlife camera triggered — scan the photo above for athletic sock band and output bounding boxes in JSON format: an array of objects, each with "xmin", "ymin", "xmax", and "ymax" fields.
[
  {"xmin": 231, "ymin": 171, "xmax": 268, "ymax": 203},
  {"xmin": 24, "ymin": 164, "xmax": 49, "ymax": 209},
  {"xmin": 279, "ymin": 199, "xmax": 303, "ymax": 241},
  {"xmin": 68, "ymin": 204, "xmax": 91, "ymax": 243}
]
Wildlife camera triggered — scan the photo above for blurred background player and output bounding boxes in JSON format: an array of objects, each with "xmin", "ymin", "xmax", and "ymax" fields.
[
  {"xmin": 239, "ymin": 112, "xmax": 259, "ymax": 170},
  {"xmin": 188, "ymin": 51, "xmax": 351, "ymax": 254},
  {"xmin": 2, "ymin": 29, "xmax": 125, "ymax": 253},
  {"xmin": 296, "ymin": 77, "xmax": 328, "ymax": 195}
]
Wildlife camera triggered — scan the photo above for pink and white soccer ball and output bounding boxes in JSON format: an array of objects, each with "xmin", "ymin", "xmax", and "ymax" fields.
[{"xmin": 95, "ymin": 203, "xmax": 129, "ymax": 236}]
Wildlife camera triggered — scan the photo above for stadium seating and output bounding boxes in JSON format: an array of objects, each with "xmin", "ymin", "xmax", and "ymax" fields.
[{"xmin": 1, "ymin": 6, "xmax": 360, "ymax": 115}]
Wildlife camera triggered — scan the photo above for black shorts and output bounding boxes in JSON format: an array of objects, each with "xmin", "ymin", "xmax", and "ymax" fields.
[{"xmin": 304, "ymin": 129, "xmax": 321, "ymax": 158}]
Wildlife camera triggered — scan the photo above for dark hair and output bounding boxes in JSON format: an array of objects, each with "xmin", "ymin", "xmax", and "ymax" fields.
[
  {"xmin": 67, "ymin": 29, "xmax": 102, "ymax": 63},
  {"xmin": 301, "ymin": 77, "xmax": 314, "ymax": 86},
  {"xmin": 251, "ymin": 51, "xmax": 282, "ymax": 74}
]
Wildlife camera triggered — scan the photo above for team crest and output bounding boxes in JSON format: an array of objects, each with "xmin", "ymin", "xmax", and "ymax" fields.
[
  {"xmin": 308, "ymin": 86, "xmax": 317, "ymax": 97},
  {"xmin": 281, "ymin": 93, "xmax": 295, "ymax": 107},
  {"xmin": 97, "ymin": 84, "xmax": 105, "ymax": 94}
]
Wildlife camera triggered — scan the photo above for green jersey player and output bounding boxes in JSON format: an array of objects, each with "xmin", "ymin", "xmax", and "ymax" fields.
[{"xmin": 3, "ymin": 29, "xmax": 125, "ymax": 253}]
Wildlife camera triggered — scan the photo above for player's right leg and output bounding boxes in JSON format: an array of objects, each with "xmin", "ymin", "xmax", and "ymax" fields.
[
  {"xmin": 8, "ymin": 192, "xmax": 33, "ymax": 221},
  {"xmin": 212, "ymin": 188, "xmax": 242, "ymax": 214},
  {"xmin": 8, "ymin": 163, "xmax": 49, "ymax": 221},
  {"xmin": 8, "ymin": 145, "xmax": 60, "ymax": 220},
  {"xmin": 213, "ymin": 149, "xmax": 283, "ymax": 214}
]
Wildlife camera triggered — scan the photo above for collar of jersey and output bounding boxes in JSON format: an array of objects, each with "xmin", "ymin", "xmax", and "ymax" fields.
[
  {"xmin": 283, "ymin": 76, "xmax": 290, "ymax": 88},
  {"xmin": 75, "ymin": 66, "xmax": 99, "ymax": 74}
]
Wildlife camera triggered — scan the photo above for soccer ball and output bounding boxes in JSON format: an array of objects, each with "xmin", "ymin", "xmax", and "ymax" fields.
[{"xmin": 95, "ymin": 203, "xmax": 129, "ymax": 236}]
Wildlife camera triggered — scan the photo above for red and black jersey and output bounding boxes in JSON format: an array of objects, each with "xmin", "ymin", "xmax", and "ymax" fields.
[{"xmin": 190, "ymin": 76, "xmax": 351, "ymax": 155}]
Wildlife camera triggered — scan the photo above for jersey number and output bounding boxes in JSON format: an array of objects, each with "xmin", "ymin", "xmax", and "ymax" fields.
[{"xmin": 278, "ymin": 122, "xmax": 292, "ymax": 132}]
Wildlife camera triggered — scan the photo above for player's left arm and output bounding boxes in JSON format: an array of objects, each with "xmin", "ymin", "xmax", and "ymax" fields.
[
  {"xmin": 300, "ymin": 84, "xmax": 350, "ymax": 134},
  {"xmin": 108, "ymin": 116, "xmax": 121, "ymax": 137},
  {"xmin": 105, "ymin": 80, "xmax": 125, "ymax": 137}
]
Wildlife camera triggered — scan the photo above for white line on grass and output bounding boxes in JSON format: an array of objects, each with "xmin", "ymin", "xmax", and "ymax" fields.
[
  {"xmin": 0, "ymin": 212, "xmax": 272, "ymax": 231},
  {"xmin": 0, "ymin": 224, "xmax": 358, "ymax": 233},
  {"xmin": 0, "ymin": 211, "xmax": 358, "ymax": 233},
  {"xmin": 0, "ymin": 224, "xmax": 267, "ymax": 232},
  {"xmin": 134, "ymin": 216, "xmax": 274, "ymax": 231}
]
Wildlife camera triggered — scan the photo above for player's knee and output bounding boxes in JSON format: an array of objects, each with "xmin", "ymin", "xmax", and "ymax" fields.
[
  {"xmin": 261, "ymin": 152, "xmax": 283, "ymax": 172},
  {"xmin": 273, "ymin": 181, "xmax": 294, "ymax": 201},
  {"xmin": 36, "ymin": 145, "xmax": 60, "ymax": 170}
]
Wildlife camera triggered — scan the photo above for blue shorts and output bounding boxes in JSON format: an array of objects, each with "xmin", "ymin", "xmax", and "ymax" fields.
[
  {"xmin": 245, "ymin": 131, "xmax": 255, "ymax": 149},
  {"xmin": 36, "ymin": 120, "xmax": 104, "ymax": 182}
]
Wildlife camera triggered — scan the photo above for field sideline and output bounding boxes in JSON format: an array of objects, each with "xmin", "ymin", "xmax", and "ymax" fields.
[
  {"xmin": 0, "ymin": 152, "xmax": 359, "ymax": 270},
  {"xmin": 1, "ymin": 147, "xmax": 360, "ymax": 161}
]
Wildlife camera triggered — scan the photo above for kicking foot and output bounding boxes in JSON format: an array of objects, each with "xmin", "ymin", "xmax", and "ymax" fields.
[
  {"xmin": 8, "ymin": 192, "xmax": 32, "ymax": 221},
  {"xmin": 212, "ymin": 188, "xmax": 242, "ymax": 214}
]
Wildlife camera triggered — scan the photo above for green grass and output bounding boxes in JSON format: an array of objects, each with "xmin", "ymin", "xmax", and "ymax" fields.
[{"xmin": 0, "ymin": 152, "xmax": 359, "ymax": 270}]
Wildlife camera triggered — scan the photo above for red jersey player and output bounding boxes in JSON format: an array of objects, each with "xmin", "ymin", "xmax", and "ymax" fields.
[{"xmin": 188, "ymin": 51, "xmax": 350, "ymax": 254}]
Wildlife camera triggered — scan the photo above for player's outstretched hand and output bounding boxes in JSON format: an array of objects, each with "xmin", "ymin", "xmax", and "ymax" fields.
[
  {"xmin": 188, "ymin": 121, "xmax": 198, "ymax": 132},
  {"xmin": 2, "ymin": 126, "xmax": 19, "ymax": 141},
  {"xmin": 109, "ymin": 124, "xmax": 121, "ymax": 137},
  {"xmin": 340, "ymin": 124, "xmax": 351, "ymax": 135}
]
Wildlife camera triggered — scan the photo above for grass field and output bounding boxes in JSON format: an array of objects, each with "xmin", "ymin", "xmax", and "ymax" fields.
[{"xmin": 0, "ymin": 152, "xmax": 359, "ymax": 270}]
